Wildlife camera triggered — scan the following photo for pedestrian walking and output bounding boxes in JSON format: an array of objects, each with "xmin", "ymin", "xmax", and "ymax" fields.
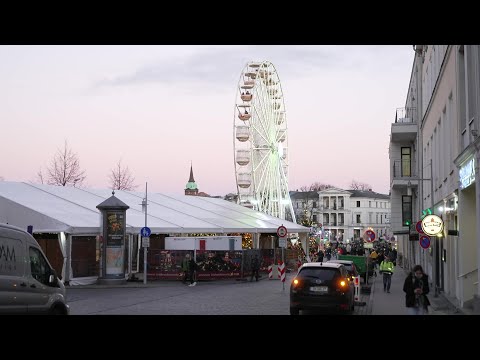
[
  {"xmin": 187, "ymin": 255, "xmax": 198, "ymax": 286},
  {"xmin": 181, "ymin": 253, "xmax": 198, "ymax": 286},
  {"xmin": 250, "ymin": 254, "xmax": 260, "ymax": 282},
  {"xmin": 403, "ymin": 264, "xmax": 430, "ymax": 315},
  {"xmin": 379, "ymin": 255, "xmax": 394, "ymax": 293},
  {"xmin": 316, "ymin": 249, "xmax": 324, "ymax": 262}
]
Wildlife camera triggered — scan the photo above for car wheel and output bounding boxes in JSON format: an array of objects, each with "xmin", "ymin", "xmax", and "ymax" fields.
[
  {"xmin": 50, "ymin": 305, "xmax": 66, "ymax": 315},
  {"xmin": 290, "ymin": 307, "xmax": 300, "ymax": 315}
]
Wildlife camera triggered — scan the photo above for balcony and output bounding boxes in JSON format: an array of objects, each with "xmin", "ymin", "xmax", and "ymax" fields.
[
  {"xmin": 391, "ymin": 159, "xmax": 418, "ymax": 188},
  {"xmin": 391, "ymin": 107, "xmax": 417, "ymax": 142}
]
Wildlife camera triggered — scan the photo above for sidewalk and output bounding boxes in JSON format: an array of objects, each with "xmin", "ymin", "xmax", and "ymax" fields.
[{"xmin": 368, "ymin": 265, "xmax": 464, "ymax": 315}]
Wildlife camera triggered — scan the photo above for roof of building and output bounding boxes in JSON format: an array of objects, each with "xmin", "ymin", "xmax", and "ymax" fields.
[
  {"xmin": 0, "ymin": 181, "xmax": 310, "ymax": 235},
  {"xmin": 290, "ymin": 191, "xmax": 318, "ymax": 199},
  {"xmin": 347, "ymin": 190, "xmax": 390, "ymax": 199},
  {"xmin": 290, "ymin": 188, "xmax": 389, "ymax": 200}
]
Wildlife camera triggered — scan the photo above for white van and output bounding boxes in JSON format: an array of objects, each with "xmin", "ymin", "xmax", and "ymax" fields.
[{"xmin": 0, "ymin": 223, "xmax": 70, "ymax": 315}]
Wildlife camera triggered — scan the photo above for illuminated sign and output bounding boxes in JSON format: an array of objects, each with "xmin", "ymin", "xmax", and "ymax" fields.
[
  {"xmin": 459, "ymin": 157, "xmax": 475, "ymax": 189},
  {"xmin": 421, "ymin": 215, "xmax": 444, "ymax": 236}
]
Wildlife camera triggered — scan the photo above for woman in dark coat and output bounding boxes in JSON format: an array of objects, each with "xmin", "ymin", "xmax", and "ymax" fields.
[{"xmin": 403, "ymin": 264, "xmax": 431, "ymax": 315}]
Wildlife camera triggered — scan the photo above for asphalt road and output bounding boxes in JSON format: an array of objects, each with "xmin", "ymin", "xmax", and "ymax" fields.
[{"xmin": 66, "ymin": 274, "xmax": 369, "ymax": 315}]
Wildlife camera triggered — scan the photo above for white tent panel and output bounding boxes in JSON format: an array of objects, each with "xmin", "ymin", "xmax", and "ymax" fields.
[
  {"xmin": 0, "ymin": 195, "xmax": 72, "ymax": 233},
  {"xmin": 145, "ymin": 193, "xmax": 271, "ymax": 232},
  {"xmin": 0, "ymin": 181, "xmax": 309, "ymax": 234},
  {"xmin": 83, "ymin": 188, "xmax": 223, "ymax": 233},
  {"xmin": 187, "ymin": 196, "xmax": 308, "ymax": 232},
  {"xmin": 0, "ymin": 182, "xmax": 100, "ymax": 233}
]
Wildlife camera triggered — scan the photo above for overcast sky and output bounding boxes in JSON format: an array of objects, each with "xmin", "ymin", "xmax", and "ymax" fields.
[{"xmin": 0, "ymin": 45, "xmax": 413, "ymax": 195}]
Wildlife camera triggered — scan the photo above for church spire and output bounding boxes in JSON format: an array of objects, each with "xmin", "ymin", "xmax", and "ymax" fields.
[
  {"xmin": 185, "ymin": 161, "xmax": 198, "ymax": 195},
  {"xmin": 188, "ymin": 161, "xmax": 195, "ymax": 182}
]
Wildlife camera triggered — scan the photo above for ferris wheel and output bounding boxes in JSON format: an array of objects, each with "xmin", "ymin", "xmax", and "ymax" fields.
[{"xmin": 233, "ymin": 61, "xmax": 296, "ymax": 222}]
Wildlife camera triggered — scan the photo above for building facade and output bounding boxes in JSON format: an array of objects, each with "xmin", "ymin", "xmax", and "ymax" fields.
[
  {"xmin": 390, "ymin": 45, "xmax": 480, "ymax": 313},
  {"xmin": 291, "ymin": 188, "xmax": 391, "ymax": 242}
]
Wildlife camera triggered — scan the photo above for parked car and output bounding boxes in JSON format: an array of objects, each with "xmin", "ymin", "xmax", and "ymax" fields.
[
  {"xmin": 337, "ymin": 254, "xmax": 375, "ymax": 282},
  {"xmin": 0, "ymin": 223, "xmax": 70, "ymax": 315},
  {"xmin": 290, "ymin": 262, "xmax": 355, "ymax": 315},
  {"xmin": 326, "ymin": 259, "xmax": 359, "ymax": 281}
]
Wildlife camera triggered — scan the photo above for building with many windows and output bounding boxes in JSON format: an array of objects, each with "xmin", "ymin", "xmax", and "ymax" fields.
[
  {"xmin": 290, "ymin": 188, "xmax": 390, "ymax": 242},
  {"xmin": 389, "ymin": 45, "xmax": 480, "ymax": 313}
]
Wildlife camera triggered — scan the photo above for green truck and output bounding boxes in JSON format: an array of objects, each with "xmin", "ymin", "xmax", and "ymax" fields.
[{"xmin": 338, "ymin": 254, "xmax": 375, "ymax": 282}]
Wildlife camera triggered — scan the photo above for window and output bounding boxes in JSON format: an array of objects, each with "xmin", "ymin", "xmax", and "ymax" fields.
[
  {"xmin": 356, "ymin": 214, "xmax": 361, "ymax": 223},
  {"xmin": 312, "ymin": 215, "xmax": 317, "ymax": 223},
  {"xmin": 402, "ymin": 195, "xmax": 413, "ymax": 226},
  {"xmin": 401, "ymin": 147, "xmax": 411, "ymax": 177},
  {"xmin": 29, "ymin": 247, "xmax": 50, "ymax": 285},
  {"xmin": 298, "ymin": 267, "xmax": 338, "ymax": 281},
  {"xmin": 356, "ymin": 201, "xmax": 360, "ymax": 207},
  {"xmin": 369, "ymin": 201, "xmax": 372, "ymax": 207},
  {"xmin": 313, "ymin": 201, "xmax": 317, "ymax": 208}
]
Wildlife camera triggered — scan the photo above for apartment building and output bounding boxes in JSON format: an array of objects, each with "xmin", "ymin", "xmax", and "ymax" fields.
[
  {"xmin": 390, "ymin": 45, "xmax": 480, "ymax": 313},
  {"xmin": 290, "ymin": 188, "xmax": 391, "ymax": 242}
]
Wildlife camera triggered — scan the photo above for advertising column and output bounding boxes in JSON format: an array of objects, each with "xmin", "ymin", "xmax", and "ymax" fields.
[{"xmin": 96, "ymin": 191, "xmax": 130, "ymax": 285}]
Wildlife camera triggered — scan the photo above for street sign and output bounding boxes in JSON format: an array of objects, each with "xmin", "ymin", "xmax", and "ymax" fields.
[
  {"xmin": 277, "ymin": 225, "xmax": 287, "ymax": 238},
  {"xmin": 140, "ymin": 226, "xmax": 151, "ymax": 237},
  {"xmin": 365, "ymin": 229, "xmax": 376, "ymax": 242},
  {"xmin": 142, "ymin": 237, "xmax": 150, "ymax": 248},
  {"xmin": 279, "ymin": 238, "xmax": 287, "ymax": 248},
  {"xmin": 416, "ymin": 221, "xmax": 424, "ymax": 234},
  {"xmin": 419, "ymin": 235, "xmax": 431, "ymax": 249}
]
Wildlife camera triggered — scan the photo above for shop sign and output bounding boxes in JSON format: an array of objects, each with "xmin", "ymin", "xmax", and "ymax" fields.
[
  {"xmin": 421, "ymin": 215, "xmax": 444, "ymax": 236},
  {"xmin": 459, "ymin": 157, "xmax": 475, "ymax": 189}
]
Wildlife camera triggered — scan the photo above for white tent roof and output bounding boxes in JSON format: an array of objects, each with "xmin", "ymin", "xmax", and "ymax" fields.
[{"xmin": 0, "ymin": 181, "xmax": 309, "ymax": 235}]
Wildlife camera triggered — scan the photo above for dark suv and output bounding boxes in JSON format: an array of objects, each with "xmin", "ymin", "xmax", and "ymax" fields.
[
  {"xmin": 290, "ymin": 262, "xmax": 354, "ymax": 315},
  {"xmin": 327, "ymin": 259, "xmax": 359, "ymax": 281}
]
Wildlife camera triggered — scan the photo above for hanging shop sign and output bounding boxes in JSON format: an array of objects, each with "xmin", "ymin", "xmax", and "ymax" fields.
[{"xmin": 421, "ymin": 214, "xmax": 444, "ymax": 236}]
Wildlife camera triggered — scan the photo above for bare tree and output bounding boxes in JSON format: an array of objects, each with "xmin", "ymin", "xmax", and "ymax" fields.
[
  {"xmin": 46, "ymin": 140, "xmax": 86, "ymax": 187},
  {"xmin": 36, "ymin": 168, "xmax": 45, "ymax": 184},
  {"xmin": 350, "ymin": 180, "xmax": 372, "ymax": 191},
  {"xmin": 292, "ymin": 190, "xmax": 320, "ymax": 227},
  {"xmin": 109, "ymin": 160, "xmax": 137, "ymax": 191},
  {"xmin": 309, "ymin": 182, "xmax": 335, "ymax": 191},
  {"xmin": 300, "ymin": 182, "xmax": 335, "ymax": 191}
]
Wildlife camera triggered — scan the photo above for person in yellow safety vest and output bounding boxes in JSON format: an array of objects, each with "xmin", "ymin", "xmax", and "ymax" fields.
[
  {"xmin": 369, "ymin": 249, "xmax": 378, "ymax": 268},
  {"xmin": 379, "ymin": 255, "xmax": 395, "ymax": 293}
]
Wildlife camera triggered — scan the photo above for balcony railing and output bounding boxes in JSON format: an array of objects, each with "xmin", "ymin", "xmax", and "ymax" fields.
[
  {"xmin": 395, "ymin": 107, "xmax": 416, "ymax": 123},
  {"xmin": 393, "ymin": 159, "xmax": 417, "ymax": 178}
]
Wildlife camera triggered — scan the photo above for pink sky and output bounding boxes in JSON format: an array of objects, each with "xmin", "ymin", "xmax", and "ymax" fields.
[{"xmin": 0, "ymin": 45, "xmax": 413, "ymax": 196}]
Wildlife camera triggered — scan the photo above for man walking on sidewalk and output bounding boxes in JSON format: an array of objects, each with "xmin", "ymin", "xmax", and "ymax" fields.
[{"xmin": 379, "ymin": 255, "xmax": 394, "ymax": 293}]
